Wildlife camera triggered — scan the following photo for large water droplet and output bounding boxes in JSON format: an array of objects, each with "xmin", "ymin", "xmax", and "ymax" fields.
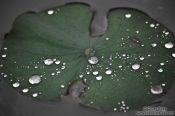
[
  {"xmin": 12, "ymin": 82, "xmax": 20, "ymax": 88},
  {"xmin": 165, "ymin": 42, "xmax": 174, "ymax": 49},
  {"xmin": 172, "ymin": 53, "xmax": 175, "ymax": 57},
  {"xmin": 44, "ymin": 59, "xmax": 54, "ymax": 65},
  {"xmin": 29, "ymin": 75, "xmax": 41, "ymax": 84},
  {"xmin": 88, "ymin": 56, "xmax": 98, "ymax": 65},
  {"xmin": 132, "ymin": 64, "xmax": 140, "ymax": 70},
  {"xmin": 125, "ymin": 13, "xmax": 131, "ymax": 18},
  {"xmin": 150, "ymin": 85, "xmax": 163, "ymax": 95},
  {"xmin": 96, "ymin": 76, "xmax": 102, "ymax": 80},
  {"xmin": 105, "ymin": 69, "xmax": 112, "ymax": 75}
]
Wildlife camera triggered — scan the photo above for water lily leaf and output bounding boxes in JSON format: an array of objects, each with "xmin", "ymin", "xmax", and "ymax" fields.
[{"xmin": 0, "ymin": 4, "xmax": 175, "ymax": 112}]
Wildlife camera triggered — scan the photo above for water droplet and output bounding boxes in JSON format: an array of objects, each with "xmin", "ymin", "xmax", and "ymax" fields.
[
  {"xmin": 1, "ymin": 54, "xmax": 7, "ymax": 58},
  {"xmin": 22, "ymin": 88, "xmax": 29, "ymax": 93},
  {"xmin": 114, "ymin": 108, "xmax": 117, "ymax": 111},
  {"xmin": 96, "ymin": 76, "xmax": 102, "ymax": 80},
  {"xmin": 92, "ymin": 71, "xmax": 98, "ymax": 75},
  {"xmin": 162, "ymin": 83, "xmax": 166, "ymax": 86},
  {"xmin": 165, "ymin": 42, "xmax": 174, "ymax": 49},
  {"xmin": 32, "ymin": 93, "xmax": 38, "ymax": 97},
  {"xmin": 105, "ymin": 69, "xmax": 112, "ymax": 75},
  {"xmin": 55, "ymin": 60, "xmax": 61, "ymax": 65},
  {"xmin": 12, "ymin": 82, "xmax": 20, "ymax": 88},
  {"xmin": 88, "ymin": 56, "xmax": 98, "ymax": 65},
  {"xmin": 47, "ymin": 10, "xmax": 54, "ymax": 15},
  {"xmin": 29, "ymin": 75, "xmax": 41, "ymax": 84},
  {"xmin": 61, "ymin": 85, "xmax": 65, "ymax": 88},
  {"xmin": 160, "ymin": 62, "xmax": 165, "ymax": 66},
  {"xmin": 158, "ymin": 68, "xmax": 163, "ymax": 72},
  {"xmin": 61, "ymin": 66, "xmax": 66, "ymax": 70},
  {"xmin": 118, "ymin": 65, "xmax": 122, "ymax": 68},
  {"xmin": 44, "ymin": 59, "xmax": 54, "ymax": 65},
  {"xmin": 136, "ymin": 30, "xmax": 139, "ymax": 34},
  {"xmin": 4, "ymin": 47, "xmax": 7, "ymax": 50},
  {"xmin": 172, "ymin": 53, "xmax": 175, "ymax": 57},
  {"xmin": 79, "ymin": 74, "xmax": 83, "ymax": 78},
  {"xmin": 139, "ymin": 57, "xmax": 144, "ymax": 61},
  {"xmin": 151, "ymin": 43, "xmax": 157, "ymax": 47},
  {"xmin": 165, "ymin": 32, "xmax": 169, "ymax": 35},
  {"xmin": 132, "ymin": 64, "xmax": 140, "ymax": 70},
  {"xmin": 125, "ymin": 13, "xmax": 131, "ymax": 18},
  {"xmin": 150, "ymin": 24, "xmax": 155, "ymax": 28},
  {"xmin": 105, "ymin": 37, "xmax": 110, "ymax": 40},
  {"xmin": 150, "ymin": 85, "xmax": 163, "ymax": 95}
]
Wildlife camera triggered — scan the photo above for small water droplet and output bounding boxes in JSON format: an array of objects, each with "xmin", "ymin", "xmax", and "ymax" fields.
[
  {"xmin": 151, "ymin": 43, "xmax": 157, "ymax": 47},
  {"xmin": 22, "ymin": 88, "xmax": 29, "ymax": 93},
  {"xmin": 47, "ymin": 10, "xmax": 54, "ymax": 15},
  {"xmin": 4, "ymin": 47, "xmax": 7, "ymax": 50},
  {"xmin": 150, "ymin": 24, "xmax": 155, "ymax": 28},
  {"xmin": 79, "ymin": 74, "xmax": 83, "ymax": 78},
  {"xmin": 136, "ymin": 30, "xmax": 139, "ymax": 34},
  {"xmin": 113, "ymin": 108, "xmax": 117, "ymax": 111},
  {"xmin": 118, "ymin": 65, "xmax": 122, "ymax": 68},
  {"xmin": 105, "ymin": 69, "xmax": 112, "ymax": 75},
  {"xmin": 165, "ymin": 42, "xmax": 174, "ymax": 49},
  {"xmin": 132, "ymin": 64, "xmax": 140, "ymax": 70},
  {"xmin": 88, "ymin": 56, "xmax": 98, "ymax": 65},
  {"xmin": 150, "ymin": 85, "xmax": 163, "ymax": 95},
  {"xmin": 1, "ymin": 54, "xmax": 7, "ymax": 58},
  {"xmin": 96, "ymin": 76, "xmax": 102, "ymax": 80},
  {"xmin": 158, "ymin": 68, "xmax": 163, "ymax": 72},
  {"xmin": 61, "ymin": 66, "xmax": 66, "ymax": 70},
  {"xmin": 125, "ymin": 13, "xmax": 131, "ymax": 18},
  {"xmin": 3, "ymin": 74, "xmax": 7, "ymax": 77},
  {"xmin": 55, "ymin": 60, "xmax": 61, "ymax": 65},
  {"xmin": 139, "ymin": 57, "xmax": 144, "ymax": 61},
  {"xmin": 29, "ymin": 75, "xmax": 41, "ymax": 84},
  {"xmin": 32, "ymin": 93, "xmax": 38, "ymax": 97},
  {"xmin": 172, "ymin": 53, "xmax": 175, "ymax": 57},
  {"xmin": 12, "ymin": 82, "xmax": 20, "ymax": 88},
  {"xmin": 92, "ymin": 71, "xmax": 98, "ymax": 75},
  {"xmin": 105, "ymin": 37, "xmax": 110, "ymax": 40},
  {"xmin": 160, "ymin": 62, "xmax": 165, "ymax": 66},
  {"xmin": 44, "ymin": 59, "xmax": 54, "ymax": 65},
  {"xmin": 61, "ymin": 85, "xmax": 65, "ymax": 88}
]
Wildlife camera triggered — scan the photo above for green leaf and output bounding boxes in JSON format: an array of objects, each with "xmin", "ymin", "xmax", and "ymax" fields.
[{"xmin": 0, "ymin": 4, "xmax": 175, "ymax": 112}]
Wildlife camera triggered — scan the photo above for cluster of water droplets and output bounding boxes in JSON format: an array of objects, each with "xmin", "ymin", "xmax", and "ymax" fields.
[{"xmin": 113, "ymin": 101, "xmax": 130, "ymax": 112}]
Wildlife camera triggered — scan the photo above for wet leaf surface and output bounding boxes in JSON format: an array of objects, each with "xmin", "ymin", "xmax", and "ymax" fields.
[{"xmin": 0, "ymin": 4, "xmax": 175, "ymax": 112}]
